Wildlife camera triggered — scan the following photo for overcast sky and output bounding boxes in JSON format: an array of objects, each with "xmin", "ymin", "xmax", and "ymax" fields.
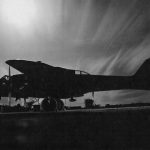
[{"xmin": 0, "ymin": 0, "xmax": 150, "ymax": 106}]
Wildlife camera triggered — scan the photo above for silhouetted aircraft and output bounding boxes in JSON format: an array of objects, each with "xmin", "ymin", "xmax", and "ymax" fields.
[{"xmin": 0, "ymin": 58, "xmax": 150, "ymax": 111}]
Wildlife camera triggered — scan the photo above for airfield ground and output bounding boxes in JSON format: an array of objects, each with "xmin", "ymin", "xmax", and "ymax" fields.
[{"xmin": 0, "ymin": 107, "xmax": 150, "ymax": 150}]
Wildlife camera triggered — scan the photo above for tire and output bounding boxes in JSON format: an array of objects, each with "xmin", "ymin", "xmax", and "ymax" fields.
[
  {"xmin": 41, "ymin": 98, "xmax": 57, "ymax": 111},
  {"xmin": 56, "ymin": 99, "xmax": 64, "ymax": 111}
]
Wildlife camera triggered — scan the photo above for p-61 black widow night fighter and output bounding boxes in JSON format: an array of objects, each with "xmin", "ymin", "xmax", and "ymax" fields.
[{"xmin": 0, "ymin": 58, "xmax": 150, "ymax": 111}]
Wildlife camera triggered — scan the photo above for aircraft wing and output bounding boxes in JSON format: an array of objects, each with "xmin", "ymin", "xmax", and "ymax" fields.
[
  {"xmin": 6, "ymin": 60, "xmax": 75, "ymax": 76},
  {"xmin": 5, "ymin": 60, "xmax": 82, "ymax": 99}
]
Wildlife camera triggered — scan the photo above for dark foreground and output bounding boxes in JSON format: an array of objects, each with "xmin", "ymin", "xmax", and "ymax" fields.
[{"xmin": 0, "ymin": 107, "xmax": 150, "ymax": 150}]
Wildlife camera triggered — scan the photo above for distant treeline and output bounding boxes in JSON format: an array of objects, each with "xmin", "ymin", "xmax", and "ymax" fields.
[
  {"xmin": 84, "ymin": 98, "xmax": 150, "ymax": 109},
  {"xmin": 0, "ymin": 104, "xmax": 40, "ymax": 112},
  {"xmin": 104, "ymin": 102, "xmax": 150, "ymax": 108},
  {"xmin": 66, "ymin": 101, "xmax": 150, "ymax": 110}
]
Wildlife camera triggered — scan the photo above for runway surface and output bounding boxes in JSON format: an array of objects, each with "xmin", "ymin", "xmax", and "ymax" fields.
[
  {"xmin": 66, "ymin": 105, "xmax": 150, "ymax": 112},
  {"xmin": 1, "ymin": 105, "xmax": 150, "ymax": 115},
  {"xmin": 0, "ymin": 106, "xmax": 150, "ymax": 150}
]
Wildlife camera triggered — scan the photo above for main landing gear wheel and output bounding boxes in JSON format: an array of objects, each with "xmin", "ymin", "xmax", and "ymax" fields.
[
  {"xmin": 56, "ymin": 99, "xmax": 64, "ymax": 111},
  {"xmin": 41, "ymin": 97, "xmax": 64, "ymax": 112}
]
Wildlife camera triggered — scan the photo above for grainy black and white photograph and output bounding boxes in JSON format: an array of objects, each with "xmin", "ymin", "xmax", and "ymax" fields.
[{"xmin": 0, "ymin": 0, "xmax": 150, "ymax": 149}]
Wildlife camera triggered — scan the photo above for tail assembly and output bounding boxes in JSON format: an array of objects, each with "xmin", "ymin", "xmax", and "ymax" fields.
[{"xmin": 134, "ymin": 58, "xmax": 150, "ymax": 78}]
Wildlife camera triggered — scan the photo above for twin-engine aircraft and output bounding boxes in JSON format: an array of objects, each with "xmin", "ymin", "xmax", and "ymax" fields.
[{"xmin": 0, "ymin": 58, "xmax": 150, "ymax": 111}]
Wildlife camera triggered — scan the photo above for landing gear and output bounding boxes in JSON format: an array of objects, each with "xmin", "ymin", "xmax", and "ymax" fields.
[
  {"xmin": 56, "ymin": 99, "xmax": 64, "ymax": 111},
  {"xmin": 41, "ymin": 97, "xmax": 64, "ymax": 112}
]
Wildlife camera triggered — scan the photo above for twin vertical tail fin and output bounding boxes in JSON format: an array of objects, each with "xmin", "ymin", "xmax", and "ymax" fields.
[{"xmin": 134, "ymin": 58, "xmax": 150, "ymax": 78}]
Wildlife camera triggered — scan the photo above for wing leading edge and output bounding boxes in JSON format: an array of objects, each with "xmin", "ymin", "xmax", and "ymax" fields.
[{"xmin": 6, "ymin": 60, "xmax": 75, "ymax": 76}]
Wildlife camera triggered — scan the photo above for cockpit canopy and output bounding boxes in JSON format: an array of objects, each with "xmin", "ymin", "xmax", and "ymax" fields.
[{"xmin": 75, "ymin": 70, "xmax": 90, "ymax": 75}]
